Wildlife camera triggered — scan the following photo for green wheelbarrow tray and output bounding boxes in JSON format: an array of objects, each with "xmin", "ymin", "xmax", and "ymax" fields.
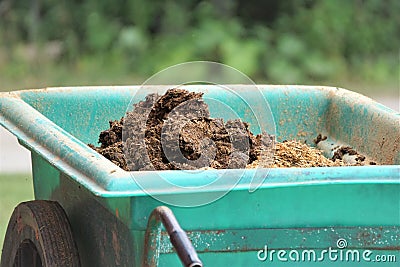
[{"xmin": 0, "ymin": 85, "xmax": 399, "ymax": 266}]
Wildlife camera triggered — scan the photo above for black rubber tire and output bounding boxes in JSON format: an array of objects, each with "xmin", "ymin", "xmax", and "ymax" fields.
[{"xmin": 1, "ymin": 200, "xmax": 80, "ymax": 267}]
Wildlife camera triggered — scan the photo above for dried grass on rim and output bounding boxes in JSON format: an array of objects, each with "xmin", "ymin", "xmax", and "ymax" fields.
[{"xmin": 248, "ymin": 140, "xmax": 345, "ymax": 168}]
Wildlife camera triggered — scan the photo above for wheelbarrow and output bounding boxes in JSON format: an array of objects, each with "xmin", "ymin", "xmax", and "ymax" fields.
[{"xmin": 0, "ymin": 85, "xmax": 399, "ymax": 266}]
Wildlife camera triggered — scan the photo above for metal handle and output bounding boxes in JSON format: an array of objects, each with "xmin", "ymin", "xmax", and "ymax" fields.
[{"xmin": 143, "ymin": 206, "xmax": 203, "ymax": 267}]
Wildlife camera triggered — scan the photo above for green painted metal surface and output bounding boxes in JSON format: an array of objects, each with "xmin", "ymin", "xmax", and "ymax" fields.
[
  {"xmin": 1, "ymin": 85, "xmax": 399, "ymax": 266},
  {"xmin": 155, "ymin": 227, "xmax": 400, "ymax": 266}
]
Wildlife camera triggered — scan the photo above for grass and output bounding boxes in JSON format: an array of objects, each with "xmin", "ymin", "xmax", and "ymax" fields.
[
  {"xmin": 0, "ymin": 59, "xmax": 398, "ymax": 98},
  {"xmin": 0, "ymin": 60, "xmax": 145, "ymax": 92},
  {"xmin": 0, "ymin": 173, "xmax": 34, "ymax": 253}
]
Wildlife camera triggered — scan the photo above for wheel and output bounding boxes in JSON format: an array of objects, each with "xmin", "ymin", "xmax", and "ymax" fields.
[{"xmin": 1, "ymin": 200, "xmax": 80, "ymax": 267}]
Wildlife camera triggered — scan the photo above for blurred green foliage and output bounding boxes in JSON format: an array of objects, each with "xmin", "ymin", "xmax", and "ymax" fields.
[
  {"xmin": 0, "ymin": 0, "xmax": 398, "ymax": 91},
  {"xmin": 0, "ymin": 174, "xmax": 34, "ymax": 250}
]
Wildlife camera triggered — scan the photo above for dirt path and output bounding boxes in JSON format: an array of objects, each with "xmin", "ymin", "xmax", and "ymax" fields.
[
  {"xmin": 371, "ymin": 96, "xmax": 399, "ymax": 111},
  {"xmin": 0, "ymin": 127, "xmax": 31, "ymax": 173}
]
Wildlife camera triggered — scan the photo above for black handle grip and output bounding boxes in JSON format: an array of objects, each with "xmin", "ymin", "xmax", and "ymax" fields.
[{"xmin": 144, "ymin": 206, "xmax": 203, "ymax": 267}]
